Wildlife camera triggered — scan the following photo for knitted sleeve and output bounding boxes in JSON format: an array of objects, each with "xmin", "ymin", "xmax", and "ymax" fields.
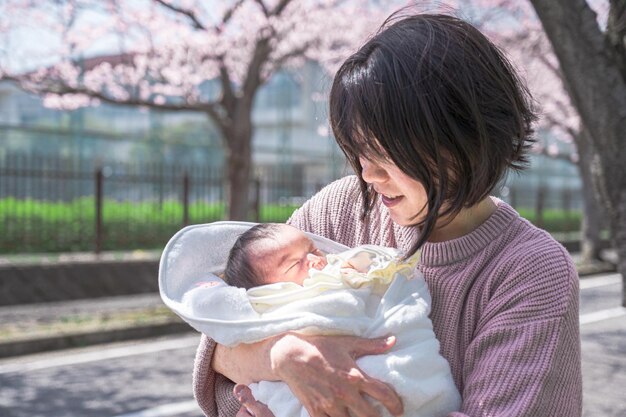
[
  {"xmin": 192, "ymin": 335, "xmax": 240, "ymax": 417},
  {"xmin": 450, "ymin": 244, "xmax": 582, "ymax": 416}
]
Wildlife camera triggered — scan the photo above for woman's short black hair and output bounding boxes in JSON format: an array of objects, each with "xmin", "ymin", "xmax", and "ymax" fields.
[
  {"xmin": 224, "ymin": 223, "xmax": 283, "ymax": 289},
  {"xmin": 329, "ymin": 12, "xmax": 537, "ymax": 256}
]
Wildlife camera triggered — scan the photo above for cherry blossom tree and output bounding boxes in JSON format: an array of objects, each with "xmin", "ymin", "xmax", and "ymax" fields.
[
  {"xmin": 0, "ymin": 0, "xmax": 393, "ymax": 220},
  {"xmin": 451, "ymin": 0, "xmax": 610, "ymax": 264},
  {"xmin": 495, "ymin": 7, "xmax": 610, "ymax": 266},
  {"xmin": 471, "ymin": 0, "xmax": 625, "ymax": 301},
  {"xmin": 526, "ymin": 0, "xmax": 626, "ymax": 305}
]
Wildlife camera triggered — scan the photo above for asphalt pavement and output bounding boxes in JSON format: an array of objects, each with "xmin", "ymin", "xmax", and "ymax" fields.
[
  {"xmin": 0, "ymin": 293, "xmax": 192, "ymax": 358},
  {"xmin": 0, "ymin": 272, "xmax": 624, "ymax": 416}
]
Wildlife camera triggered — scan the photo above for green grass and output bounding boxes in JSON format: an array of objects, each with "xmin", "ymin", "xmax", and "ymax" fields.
[
  {"xmin": 0, "ymin": 198, "xmax": 583, "ymax": 254},
  {"xmin": 516, "ymin": 208, "xmax": 582, "ymax": 233},
  {"xmin": 0, "ymin": 197, "xmax": 300, "ymax": 253}
]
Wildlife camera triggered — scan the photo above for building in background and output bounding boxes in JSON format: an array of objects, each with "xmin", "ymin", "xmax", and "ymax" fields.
[{"xmin": 0, "ymin": 60, "xmax": 580, "ymax": 210}]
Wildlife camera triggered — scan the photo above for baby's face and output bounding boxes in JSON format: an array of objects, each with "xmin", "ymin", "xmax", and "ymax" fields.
[{"xmin": 250, "ymin": 225, "xmax": 327, "ymax": 285}]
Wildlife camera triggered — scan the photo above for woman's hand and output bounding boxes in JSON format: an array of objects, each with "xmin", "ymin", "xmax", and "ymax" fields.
[
  {"xmin": 234, "ymin": 384, "xmax": 275, "ymax": 417},
  {"xmin": 270, "ymin": 333, "xmax": 403, "ymax": 417}
]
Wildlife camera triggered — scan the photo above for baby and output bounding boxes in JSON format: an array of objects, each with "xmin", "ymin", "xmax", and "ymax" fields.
[
  {"xmin": 172, "ymin": 222, "xmax": 461, "ymax": 417},
  {"xmin": 223, "ymin": 223, "xmax": 378, "ymax": 290}
]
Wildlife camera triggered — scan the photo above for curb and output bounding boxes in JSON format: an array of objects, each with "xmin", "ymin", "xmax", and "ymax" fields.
[{"xmin": 0, "ymin": 321, "xmax": 193, "ymax": 359}]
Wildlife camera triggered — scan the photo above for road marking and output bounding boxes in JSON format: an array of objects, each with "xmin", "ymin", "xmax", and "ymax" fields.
[
  {"xmin": 0, "ymin": 335, "xmax": 199, "ymax": 375},
  {"xmin": 580, "ymin": 273, "xmax": 622, "ymax": 290},
  {"xmin": 112, "ymin": 400, "xmax": 200, "ymax": 417},
  {"xmin": 579, "ymin": 306, "xmax": 626, "ymax": 325}
]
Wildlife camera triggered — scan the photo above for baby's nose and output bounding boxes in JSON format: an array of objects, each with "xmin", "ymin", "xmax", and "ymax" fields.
[{"xmin": 307, "ymin": 253, "xmax": 326, "ymax": 270}]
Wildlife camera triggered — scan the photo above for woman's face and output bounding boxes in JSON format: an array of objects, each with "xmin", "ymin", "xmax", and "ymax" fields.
[{"xmin": 359, "ymin": 156, "xmax": 428, "ymax": 226}]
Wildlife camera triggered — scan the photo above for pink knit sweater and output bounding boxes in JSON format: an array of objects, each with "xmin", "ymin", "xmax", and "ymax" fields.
[{"xmin": 192, "ymin": 176, "xmax": 582, "ymax": 417}]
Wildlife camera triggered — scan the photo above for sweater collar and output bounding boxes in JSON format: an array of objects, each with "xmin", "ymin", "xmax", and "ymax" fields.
[{"xmin": 419, "ymin": 198, "xmax": 518, "ymax": 267}]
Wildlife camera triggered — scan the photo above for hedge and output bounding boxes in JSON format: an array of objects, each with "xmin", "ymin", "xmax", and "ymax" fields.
[{"xmin": 0, "ymin": 198, "xmax": 582, "ymax": 254}]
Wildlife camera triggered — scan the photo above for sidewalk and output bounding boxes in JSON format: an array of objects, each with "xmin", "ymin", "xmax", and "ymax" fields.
[
  {"xmin": 0, "ymin": 249, "xmax": 619, "ymax": 358},
  {"xmin": 581, "ymin": 315, "xmax": 626, "ymax": 416},
  {"xmin": 0, "ymin": 293, "xmax": 191, "ymax": 358}
]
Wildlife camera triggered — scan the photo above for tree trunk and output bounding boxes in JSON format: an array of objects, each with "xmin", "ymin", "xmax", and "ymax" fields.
[
  {"xmin": 616, "ymin": 200, "xmax": 626, "ymax": 306},
  {"xmin": 225, "ymin": 142, "xmax": 252, "ymax": 221},
  {"xmin": 529, "ymin": 0, "xmax": 626, "ymax": 306},
  {"xmin": 574, "ymin": 128, "xmax": 605, "ymax": 263},
  {"xmin": 223, "ymin": 113, "xmax": 254, "ymax": 221}
]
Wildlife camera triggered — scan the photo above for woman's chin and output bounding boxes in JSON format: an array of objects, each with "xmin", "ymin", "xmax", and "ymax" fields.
[
  {"xmin": 387, "ymin": 210, "xmax": 412, "ymax": 227},
  {"xmin": 387, "ymin": 207, "xmax": 425, "ymax": 228}
]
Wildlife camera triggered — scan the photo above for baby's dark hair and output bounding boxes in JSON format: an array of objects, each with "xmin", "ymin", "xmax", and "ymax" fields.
[
  {"xmin": 224, "ymin": 223, "xmax": 283, "ymax": 289},
  {"xmin": 330, "ymin": 12, "xmax": 537, "ymax": 257}
]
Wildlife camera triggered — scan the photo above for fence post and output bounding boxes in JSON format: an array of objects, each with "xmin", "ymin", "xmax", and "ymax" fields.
[
  {"xmin": 182, "ymin": 172, "xmax": 190, "ymax": 227},
  {"xmin": 251, "ymin": 177, "xmax": 261, "ymax": 222},
  {"xmin": 509, "ymin": 186, "xmax": 518, "ymax": 208},
  {"xmin": 95, "ymin": 167, "xmax": 103, "ymax": 254},
  {"xmin": 562, "ymin": 187, "xmax": 572, "ymax": 233},
  {"xmin": 535, "ymin": 185, "xmax": 547, "ymax": 229}
]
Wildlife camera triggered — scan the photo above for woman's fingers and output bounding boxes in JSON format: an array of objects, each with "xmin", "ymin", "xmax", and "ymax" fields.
[
  {"xmin": 303, "ymin": 393, "xmax": 372, "ymax": 417},
  {"xmin": 269, "ymin": 333, "xmax": 402, "ymax": 417},
  {"xmin": 341, "ymin": 367, "xmax": 402, "ymax": 417},
  {"xmin": 360, "ymin": 374, "xmax": 404, "ymax": 416},
  {"xmin": 350, "ymin": 335, "xmax": 396, "ymax": 358},
  {"xmin": 233, "ymin": 384, "xmax": 275, "ymax": 417},
  {"xmin": 236, "ymin": 406, "xmax": 254, "ymax": 417}
]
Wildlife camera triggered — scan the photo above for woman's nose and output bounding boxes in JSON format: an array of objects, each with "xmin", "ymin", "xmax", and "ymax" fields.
[{"xmin": 359, "ymin": 156, "xmax": 389, "ymax": 184}]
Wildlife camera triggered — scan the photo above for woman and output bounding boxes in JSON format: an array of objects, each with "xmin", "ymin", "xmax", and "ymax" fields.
[{"xmin": 193, "ymin": 11, "xmax": 582, "ymax": 417}]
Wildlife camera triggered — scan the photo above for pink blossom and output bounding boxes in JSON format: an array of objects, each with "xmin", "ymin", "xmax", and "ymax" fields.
[
  {"xmin": 153, "ymin": 95, "xmax": 166, "ymax": 105},
  {"xmin": 547, "ymin": 144, "xmax": 559, "ymax": 157},
  {"xmin": 43, "ymin": 93, "xmax": 94, "ymax": 110},
  {"xmin": 317, "ymin": 124, "xmax": 329, "ymax": 137}
]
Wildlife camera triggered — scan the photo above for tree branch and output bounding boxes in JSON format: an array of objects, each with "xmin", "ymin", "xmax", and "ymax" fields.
[
  {"xmin": 529, "ymin": 0, "xmax": 626, "ymax": 157},
  {"xmin": 152, "ymin": 0, "xmax": 206, "ymax": 30},
  {"xmin": 219, "ymin": 0, "xmax": 246, "ymax": 27},
  {"xmin": 8, "ymin": 74, "xmax": 220, "ymax": 115},
  {"xmin": 542, "ymin": 112, "xmax": 579, "ymax": 139},
  {"xmin": 242, "ymin": 37, "xmax": 272, "ymax": 101},
  {"xmin": 267, "ymin": 43, "xmax": 313, "ymax": 75},
  {"xmin": 253, "ymin": 0, "xmax": 270, "ymax": 17},
  {"xmin": 218, "ymin": 60, "xmax": 236, "ymax": 118},
  {"xmin": 270, "ymin": 0, "xmax": 293, "ymax": 16},
  {"xmin": 607, "ymin": 0, "xmax": 626, "ymax": 77},
  {"xmin": 212, "ymin": 0, "xmax": 246, "ymax": 35}
]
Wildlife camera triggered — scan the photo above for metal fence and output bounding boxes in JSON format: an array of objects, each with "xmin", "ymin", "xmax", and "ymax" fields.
[
  {"xmin": 0, "ymin": 153, "xmax": 332, "ymax": 253},
  {"xmin": 0, "ymin": 152, "xmax": 586, "ymax": 254}
]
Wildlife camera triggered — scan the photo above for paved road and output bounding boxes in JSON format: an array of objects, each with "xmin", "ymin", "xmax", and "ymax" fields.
[
  {"xmin": 0, "ymin": 335, "xmax": 204, "ymax": 417},
  {"xmin": 0, "ymin": 273, "xmax": 624, "ymax": 417},
  {"xmin": 579, "ymin": 273, "xmax": 626, "ymax": 417}
]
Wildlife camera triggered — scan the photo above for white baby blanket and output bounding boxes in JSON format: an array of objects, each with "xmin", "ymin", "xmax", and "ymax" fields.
[{"xmin": 159, "ymin": 221, "xmax": 460, "ymax": 417}]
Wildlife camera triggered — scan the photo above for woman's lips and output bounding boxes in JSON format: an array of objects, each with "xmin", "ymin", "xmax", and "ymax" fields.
[{"xmin": 381, "ymin": 194, "xmax": 403, "ymax": 207}]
